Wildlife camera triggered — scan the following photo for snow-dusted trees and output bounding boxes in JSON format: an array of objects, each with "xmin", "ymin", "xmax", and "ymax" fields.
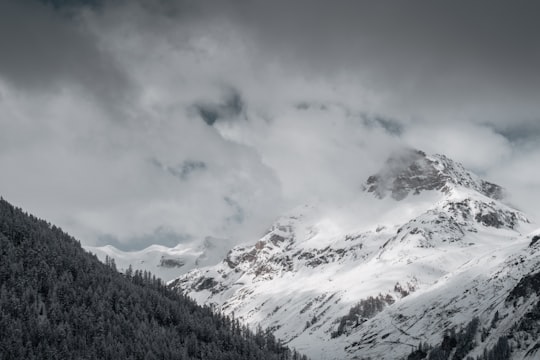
[{"xmin": 0, "ymin": 198, "xmax": 307, "ymax": 360}]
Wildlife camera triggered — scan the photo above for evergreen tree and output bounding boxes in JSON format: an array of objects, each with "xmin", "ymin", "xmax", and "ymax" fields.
[{"xmin": 0, "ymin": 197, "xmax": 307, "ymax": 360}]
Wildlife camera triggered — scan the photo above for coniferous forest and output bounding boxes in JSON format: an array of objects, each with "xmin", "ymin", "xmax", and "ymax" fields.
[{"xmin": 0, "ymin": 197, "xmax": 307, "ymax": 360}]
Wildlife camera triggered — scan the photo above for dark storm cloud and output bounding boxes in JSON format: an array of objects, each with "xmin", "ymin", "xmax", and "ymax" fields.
[
  {"xmin": 5, "ymin": 0, "xmax": 539, "ymax": 123},
  {"xmin": 372, "ymin": 117, "xmax": 403, "ymax": 137},
  {"xmin": 295, "ymin": 102, "xmax": 328, "ymax": 111},
  {"xmin": 360, "ymin": 115, "xmax": 404, "ymax": 137},
  {"xmin": 487, "ymin": 122, "xmax": 540, "ymax": 145},
  {"xmin": 10, "ymin": 0, "xmax": 539, "ymax": 123},
  {"xmin": 150, "ymin": 158, "xmax": 207, "ymax": 181},
  {"xmin": 38, "ymin": 0, "xmax": 101, "ymax": 9},
  {"xmin": 194, "ymin": 89, "xmax": 245, "ymax": 126},
  {"xmin": 170, "ymin": 160, "xmax": 207, "ymax": 180},
  {"xmin": 198, "ymin": 0, "xmax": 540, "ymax": 123},
  {"xmin": 220, "ymin": 1, "xmax": 540, "ymax": 79},
  {"xmin": 224, "ymin": 196, "xmax": 244, "ymax": 225},
  {"xmin": 0, "ymin": 1, "xmax": 128, "ymax": 102}
]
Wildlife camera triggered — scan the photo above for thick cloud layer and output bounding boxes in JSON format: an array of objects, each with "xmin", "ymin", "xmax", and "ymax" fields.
[{"xmin": 0, "ymin": 0, "xmax": 539, "ymax": 251}]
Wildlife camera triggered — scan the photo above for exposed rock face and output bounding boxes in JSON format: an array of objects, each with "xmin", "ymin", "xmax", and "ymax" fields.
[
  {"xmin": 364, "ymin": 149, "xmax": 504, "ymax": 201},
  {"xmin": 159, "ymin": 257, "xmax": 185, "ymax": 268}
]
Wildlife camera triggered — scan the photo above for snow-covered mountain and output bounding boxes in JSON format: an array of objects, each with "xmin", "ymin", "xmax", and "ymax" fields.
[
  {"xmin": 86, "ymin": 236, "xmax": 233, "ymax": 282},
  {"xmin": 171, "ymin": 149, "xmax": 540, "ymax": 359}
]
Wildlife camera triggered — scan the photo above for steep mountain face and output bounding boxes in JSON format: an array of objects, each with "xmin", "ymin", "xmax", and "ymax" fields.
[{"xmin": 171, "ymin": 150, "xmax": 539, "ymax": 360}]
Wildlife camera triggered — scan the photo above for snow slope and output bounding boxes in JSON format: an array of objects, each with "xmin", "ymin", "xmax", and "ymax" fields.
[{"xmin": 171, "ymin": 149, "xmax": 539, "ymax": 359}]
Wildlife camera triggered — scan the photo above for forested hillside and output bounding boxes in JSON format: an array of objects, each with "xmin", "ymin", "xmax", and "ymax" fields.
[{"xmin": 0, "ymin": 197, "xmax": 306, "ymax": 360}]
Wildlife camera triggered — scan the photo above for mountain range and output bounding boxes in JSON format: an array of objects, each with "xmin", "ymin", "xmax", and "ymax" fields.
[{"xmin": 168, "ymin": 149, "xmax": 540, "ymax": 360}]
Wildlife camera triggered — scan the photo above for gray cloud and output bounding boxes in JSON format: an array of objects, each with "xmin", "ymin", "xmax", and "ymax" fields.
[
  {"xmin": 194, "ymin": 88, "xmax": 245, "ymax": 126},
  {"xmin": 0, "ymin": 1, "xmax": 130, "ymax": 107},
  {"xmin": 16, "ymin": 0, "xmax": 540, "ymax": 124},
  {"xmin": 97, "ymin": 227, "xmax": 192, "ymax": 251},
  {"xmin": 151, "ymin": 158, "xmax": 207, "ymax": 181},
  {"xmin": 488, "ymin": 122, "xmax": 540, "ymax": 146},
  {"xmin": 362, "ymin": 115, "xmax": 403, "ymax": 137},
  {"xmin": 1, "ymin": 0, "xmax": 539, "ymax": 254},
  {"xmin": 224, "ymin": 196, "xmax": 244, "ymax": 225},
  {"xmin": 202, "ymin": 1, "xmax": 540, "ymax": 125}
]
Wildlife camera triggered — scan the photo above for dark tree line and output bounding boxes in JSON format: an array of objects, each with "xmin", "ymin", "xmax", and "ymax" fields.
[
  {"xmin": 404, "ymin": 317, "xmax": 512, "ymax": 360},
  {"xmin": 331, "ymin": 294, "xmax": 394, "ymax": 338},
  {"xmin": 425, "ymin": 317, "xmax": 479, "ymax": 360},
  {"xmin": 477, "ymin": 336, "xmax": 511, "ymax": 360},
  {"xmin": 0, "ymin": 197, "xmax": 307, "ymax": 360}
]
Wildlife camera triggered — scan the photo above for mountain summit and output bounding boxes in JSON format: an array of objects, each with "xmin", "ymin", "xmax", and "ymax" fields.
[
  {"xmin": 172, "ymin": 150, "xmax": 539, "ymax": 360},
  {"xmin": 364, "ymin": 149, "xmax": 503, "ymax": 200}
]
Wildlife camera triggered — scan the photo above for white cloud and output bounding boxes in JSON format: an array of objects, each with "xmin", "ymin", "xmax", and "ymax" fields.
[{"xmin": 402, "ymin": 122, "xmax": 513, "ymax": 173}]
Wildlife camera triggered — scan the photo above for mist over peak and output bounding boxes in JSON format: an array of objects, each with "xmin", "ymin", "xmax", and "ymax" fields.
[{"xmin": 364, "ymin": 149, "xmax": 504, "ymax": 201}]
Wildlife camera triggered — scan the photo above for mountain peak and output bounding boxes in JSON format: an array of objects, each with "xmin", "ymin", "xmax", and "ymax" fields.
[
  {"xmin": 364, "ymin": 149, "xmax": 503, "ymax": 200},
  {"xmin": 172, "ymin": 148, "xmax": 537, "ymax": 360}
]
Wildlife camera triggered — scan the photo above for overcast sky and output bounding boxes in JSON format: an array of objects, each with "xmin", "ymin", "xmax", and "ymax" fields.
[{"xmin": 1, "ymin": 0, "xmax": 539, "ymax": 250}]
